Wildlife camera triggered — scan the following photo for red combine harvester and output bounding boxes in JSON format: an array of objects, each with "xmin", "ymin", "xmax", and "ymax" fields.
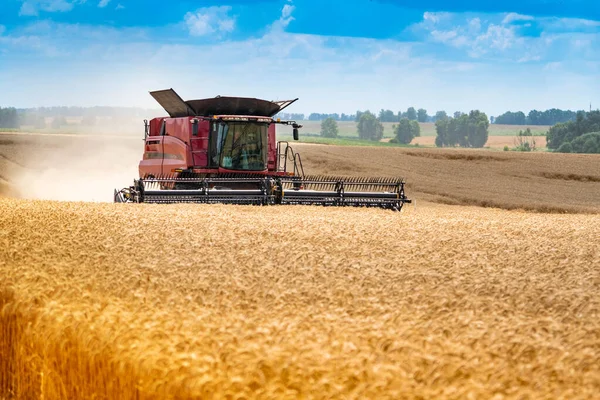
[{"xmin": 115, "ymin": 89, "xmax": 411, "ymax": 210}]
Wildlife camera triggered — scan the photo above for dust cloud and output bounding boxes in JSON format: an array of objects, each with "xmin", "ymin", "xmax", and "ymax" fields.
[{"xmin": 1, "ymin": 129, "xmax": 143, "ymax": 202}]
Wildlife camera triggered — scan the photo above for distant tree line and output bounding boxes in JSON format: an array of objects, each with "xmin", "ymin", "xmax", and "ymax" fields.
[
  {"xmin": 18, "ymin": 106, "xmax": 159, "ymax": 118},
  {"xmin": 493, "ymin": 109, "xmax": 578, "ymax": 125},
  {"xmin": 13, "ymin": 106, "xmax": 161, "ymax": 128},
  {"xmin": 548, "ymin": 110, "xmax": 600, "ymax": 153},
  {"xmin": 318, "ymin": 108, "xmax": 487, "ymax": 146},
  {"xmin": 287, "ymin": 107, "xmax": 584, "ymax": 126},
  {"xmin": 0, "ymin": 107, "xmax": 19, "ymax": 129},
  {"xmin": 318, "ymin": 112, "xmax": 386, "ymax": 141},
  {"xmin": 374, "ymin": 107, "xmax": 433, "ymax": 123},
  {"xmin": 290, "ymin": 107, "xmax": 450, "ymax": 123},
  {"xmin": 319, "ymin": 111, "xmax": 423, "ymax": 144},
  {"xmin": 275, "ymin": 112, "xmax": 356, "ymax": 122},
  {"xmin": 435, "ymin": 111, "xmax": 490, "ymax": 148},
  {"xmin": 308, "ymin": 108, "xmax": 465, "ymax": 124},
  {"xmin": 308, "ymin": 113, "xmax": 356, "ymax": 121},
  {"xmin": 275, "ymin": 113, "xmax": 306, "ymax": 121},
  {"xmin": 357, "ymin": 108, "xmax": 444, "ymax": 123},
  {"xmin": 4, "ymin": 106, "xmax": 588, "ymax": 129},
  {"xmin": 0, "ymin": 106, "xmax": 164, "ymax": 130}
]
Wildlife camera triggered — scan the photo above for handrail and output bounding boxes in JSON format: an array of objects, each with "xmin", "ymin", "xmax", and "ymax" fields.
[
  {"xmin": 293, "ymin": 152, "xmax": 305, "ymax": 177},
  {"xmin": 276, "ymin": 141, "xmax": 304, "ymax": 178}
]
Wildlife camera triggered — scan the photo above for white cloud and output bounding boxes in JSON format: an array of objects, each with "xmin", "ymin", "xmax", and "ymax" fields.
[
  {"xmin": 0, "ymin": 26, "xmax": 6, "ymax": 36},
  {"xmin": 98, "ymin": 0, "xmax": 110, "ymax": 8},
  {"xmin": 1, "ymin": 6, "xmax": 599, "ymax": 116},
  {"xmin": 475, "ymin": 24, "xmax": 518, "ymax": 52},
  {"xmin": 502, "ymin": 13, "xmax": 534, "ymax": 25},
  {"xmin": 0, "ymin": 20, "xmax": 147, "ymax": 58},
  {"xmin": 19, "ymin": 2, "xmax": 39, "ymax": 16},
  {"xmin": 469, "ymin": 17, "xmax": 481, "ymax": 32},
  {"xmin": 184, "ymin": 6, "xmax": 236, "ymax": 37},
  {"xmin": 414, "ymin": 12, "xmax": 567, "ymax": 61},
  {"xmin": 277, "ymin": 3, "xmax": 296, "ymax": 30},
  {"xmin": 423, "ymin": 12, "xmax": 451, "ymax": 24},
  {"xmin": 543, "ymin": 61, "xmax": 562, "ymax": 71},
  {"xmin": 431, "ymin": 29, "xmax": 458, "ymax": 43},
  {"xmin": 115, "ymin": 3, "xmax": 124, "ymax": 10},
  {"xmin": 541, "ymin": 17, "xmax": 600, "ymax": 33},
  {"xmin": 428, "ymin": 18, "xmax": 519, "ymax": 55},
  {"xmin": 18, "ymin": 0, "xmax": 81, "ymax": 16},
  {"xmin": 518, "ymin": 54, "xmax": 541, "ymax": 63},
  {"xmin": 271, "ymin": 2, "xmax": 296, "ymax": 32},
  {"xmin": 282, "ymin": 4, "xmax": 294, "ymax": 19}
]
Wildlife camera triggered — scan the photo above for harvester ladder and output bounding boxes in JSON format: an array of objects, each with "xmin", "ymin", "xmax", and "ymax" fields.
[{"xmin": 277, "ymin": 141, "xmax": 305, "ymax": 178}]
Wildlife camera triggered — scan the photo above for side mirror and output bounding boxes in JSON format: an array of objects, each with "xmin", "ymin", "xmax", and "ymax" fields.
[
  {"xmin": 293, "ymin": 127, "xmax": 299, "ymax": 141},
  {"xmin": 192, "ymin": 119, "xmax": 199, "ymax": 136},
  {"xmin": 143, "ymin": 119, "xmax": 149, "ymax": 139}
]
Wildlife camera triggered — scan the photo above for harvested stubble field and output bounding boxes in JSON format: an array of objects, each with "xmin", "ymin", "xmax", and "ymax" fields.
[
  {"xmin": 1, "ymin": 199, "xmax": 599, "ymax": 399},
  {"xmin": 295, "ymin": 144, "xmax": 600, "ymax": 214}
]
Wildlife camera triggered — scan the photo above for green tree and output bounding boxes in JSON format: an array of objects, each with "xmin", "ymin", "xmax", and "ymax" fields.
[
  {"xmin": 355, "ymin": 110, "xmax": 364, "ymax": 123},
  {"xmin": 405, "ymin": 107, "xmax": 417, "ymax": 121},
  {"xmin": 547, "ymin": 122, "xmax": 573, "ymax": 149},
  {"xmin": 570, "ymin": 132, "xmax": 600, "ymax": 154},
  {"xmin": 451, "ymin": 115, "xmax": 469, "ymax": 147},
  {"xmin": 494, "ymin": 111, "xmax": 526, "ymax": 125},
  {"xmin": 547, "ymin": 110, "xmax": 600, "ymax": 149},
  {"xmin": 320, "ymin": 117, "xmax": 338, "ymax": 138},
  {"xmin": 378, "ymin": 109, "xmax": 396, "ymax": 122},
  {"xmin": 466, "ymin": 110, "xmax": 489, "ymax": 148},
  {"xmin": 435, "ymin": 110, "xmax": 489, "ymax": 148},
  {"xmin": 434, "ymin": 111, "xmax": 448, "ymax": 122},
  {"xmin": 491, "ymin": 108, "xmax": 578, "ymax": 125},
  {"xmin": 394, "ymin": 118, "xmax": 421, "ymax": 144},
  {"xmin": 434, "ymin": 118, "xmax": 449, "ymax": 147},
  {"xmin": 513, "ymin": 128, "xmax": 537, "ymax": 151},
  {"xmin": 357, "ymin": 111, "xmax": 384, "ymax": 141},
  {"xmin": 417, "ymin": 108, "xmax": 428, "ymax": 123},
  {"xmin": 557, "ymin": 142, "xmax": 572, "ymax": 153}
]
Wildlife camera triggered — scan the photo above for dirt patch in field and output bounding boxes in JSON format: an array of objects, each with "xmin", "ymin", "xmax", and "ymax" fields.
[
  {"xmin": 540, "ymin": 172, "xmax": 600, "ymax": 183},
  {"xmin": 403, "ymin": 150, "xmax": 508, "ymax": 162},
  {"xmin": 410, "ymin": 135, "xmax": 547, "ymax": 148}
]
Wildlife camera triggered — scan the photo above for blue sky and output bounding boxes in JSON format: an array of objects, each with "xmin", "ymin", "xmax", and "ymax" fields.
[{"xmin": 0, "ymin": 0, "xmax": 599, "ymax": 116}]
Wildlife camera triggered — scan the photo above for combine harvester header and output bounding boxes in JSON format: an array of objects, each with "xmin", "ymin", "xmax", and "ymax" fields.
[{"xmin": 115, "ymin": 89, "xmax": 411, "ymax": 211}]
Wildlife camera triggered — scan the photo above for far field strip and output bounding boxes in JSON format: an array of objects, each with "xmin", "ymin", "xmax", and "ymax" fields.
[
  {"xmin": 279, "ymin": 121, "xmax": 551, "ymax": 137},
  {"xmin": 0, "ymin": 132, "xmax": 597, "ymax": 213}
]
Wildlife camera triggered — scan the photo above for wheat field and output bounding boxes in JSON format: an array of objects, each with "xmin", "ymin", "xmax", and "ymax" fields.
[
  {"xmin": 1, "ymin": 132, "xmax": 600, "ymax": 399},
  {"xmin": 1, "ymin": 198, "xmax": 599, "ymax": 399}
]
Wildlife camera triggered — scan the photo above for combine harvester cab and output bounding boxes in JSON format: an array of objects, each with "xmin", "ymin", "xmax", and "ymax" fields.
[{"xmin": 115, "ymin": 89, "xmax": 411, "ymax": 211}]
